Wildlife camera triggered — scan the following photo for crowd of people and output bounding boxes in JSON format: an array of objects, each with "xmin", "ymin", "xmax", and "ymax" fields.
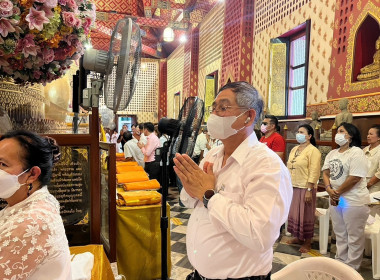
[{"xmin": 2, "ymin": 81, "xmax": 380, "ymax": 279}]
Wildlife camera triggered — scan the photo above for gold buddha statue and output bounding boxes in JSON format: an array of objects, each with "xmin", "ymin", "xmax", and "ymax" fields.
[{"xmin": 357, "ymin": 36, "xmax": 380, "ymax": 81}]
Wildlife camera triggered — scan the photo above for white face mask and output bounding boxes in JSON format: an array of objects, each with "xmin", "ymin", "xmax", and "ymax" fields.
[
  {"xmin": 207, "ymin": 111, "xmax": 248, "ymax": 140},
  {"xmin": 260, "ymin": 124, "xmax": 268, "ymax": 134},
  {"xmin": 335, "ymin": 133, "xmax": 348, "ymax": 146},
  {"xmin": 0, "ymin": 169, "xmax": 29, "ymax": 199}
]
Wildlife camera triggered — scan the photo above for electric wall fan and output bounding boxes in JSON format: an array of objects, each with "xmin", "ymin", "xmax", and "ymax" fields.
[
  {"xmin": 82, "ymin": 18, "xmax": 141, "ymax": 113},
  {"xmin": 157, "ymin": 96, "xmax": 205, "ymax": 280}
]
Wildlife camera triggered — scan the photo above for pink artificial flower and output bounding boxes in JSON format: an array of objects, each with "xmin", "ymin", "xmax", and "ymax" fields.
[
  {"xmin": 62, "ymin": 11, "xmax": 77, "ymax": 27},
  {"xmin": 58, "ymin": 0, "xmax": 67, "ymax": 5},
  {"xmin": 44, "ymin": 0, "xmax": 57, "ymax": 8},
  {"xmin": 66, "ymin": 0, "xmax": 77, "ymax": 10},
  {"xmin": 17, "ymin": 34, "xmax": 39, "ymax": 58},
  {"xmin": 36, "ymin": 5, "xmax": 54, "ymax": 18},
  {"xmin": 0, "ymin": 18, "xmax": 15, "ymax": 37},
  {"xmin": 74, "ymin": 18, "xmax": 81, "ymax": 28},
  {"xmin": 25, "ymin": 7, "xmax": 49, "ymax": 31},
  {"xmin": 33, "ymin": 70, "xmax": 43, "ymax": 79},
  {"xmin": 34, "ymin": 0, "xmax": 46, "ymax": 3},
  {"xmin": 0, "ymin": 0, "xmax": 13, "ymax": 12},
  {"xmin": 42, "ymin": 48, "xmax": 54, "ymax": 63},
  {"xmin": 12, "ymin": 6, "xmax": 20, "ymax": 14},
  {"xmin": 82, "ymin": 17, "xmax": 92, "ymax": 29},
  {"xmin": 0, "ymin": 8, "xmax": 12, "ymax": 17}
]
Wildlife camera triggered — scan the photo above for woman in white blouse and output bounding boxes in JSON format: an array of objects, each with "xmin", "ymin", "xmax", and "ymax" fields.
[
  {"xmin": 322, "ymin": 122, "xmax": 370, "ymax": 270},
  {"xmin": 363, "ymin": 124, "xmax": 380, "ymax": 215},
  {"xmin": 0, "ymin": 130, "xmax": 71, "ymax": 280}
]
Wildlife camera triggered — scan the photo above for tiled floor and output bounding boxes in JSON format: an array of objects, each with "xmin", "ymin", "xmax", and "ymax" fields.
[{"xmin": 112, "ymin": 186, "xmax": 377, "ymax": 279}]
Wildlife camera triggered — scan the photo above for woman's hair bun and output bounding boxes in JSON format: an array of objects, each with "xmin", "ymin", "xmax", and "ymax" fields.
[{"xmin": 45, "ymin": 136, "xmax": 61, "ymax": 164}]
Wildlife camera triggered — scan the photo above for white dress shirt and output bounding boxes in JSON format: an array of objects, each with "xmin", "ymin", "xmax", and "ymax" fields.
[
  {"xmin": 192, "ymin": 133, "xmax": 208, "ymax": 157},
  {"xmin": 124, "ymin": 139, "xmax": 145, "ymax": 168},
  {"xmin": 0, "ymin": 187, "xmax": 72, "ymax": 280},
  {"xmin": 180, "ymin": 132, "xmax": 293, "ymax": 278},
  {"xmin": 363, "ymin": 145, "xmax": 380, "ymax": 193}
]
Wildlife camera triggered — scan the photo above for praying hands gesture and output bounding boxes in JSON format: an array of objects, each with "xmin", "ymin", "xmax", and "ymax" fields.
[{"xmin": 173, "ymin": 153, "xmax": 216, "ymax": 201}]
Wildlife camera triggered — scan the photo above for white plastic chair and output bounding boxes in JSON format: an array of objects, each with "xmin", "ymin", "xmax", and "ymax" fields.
[
  {"xmin": 271, "ymin": 257, "xmax": 364, "ymax": 280},
  {"xmin": 364, "ymin": 220, "xmax": 380, "ymax": 279},
  {"xmin": 316, "ymin": 207, "xmax": 330, "ymax": 254}
]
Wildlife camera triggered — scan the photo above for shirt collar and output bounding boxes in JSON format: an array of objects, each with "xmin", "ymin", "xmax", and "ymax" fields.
[
  {"xmin": 208, "ymin": 132, "xmax": 259, "ymax": 166},
  {"xmin": 365, "ymin": 144, "xmax": 380, "ymax": 156}
]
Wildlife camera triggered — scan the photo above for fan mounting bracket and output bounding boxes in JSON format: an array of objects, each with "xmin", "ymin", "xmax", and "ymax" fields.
[{"xmin": 82, "ymin": 79, "xmax": 103, "ymax": 108}]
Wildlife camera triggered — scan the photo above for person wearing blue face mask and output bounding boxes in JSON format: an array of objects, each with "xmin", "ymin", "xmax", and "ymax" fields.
[
  {"xmin": 0, "ymin": 130, "xmax": 71, "ymax": 280},
  {"xmin": 172, "ymin": 81, "xmax": 293, "ymax": 280},
  {"xmin": 322, "ymin": 122, "xmax": 370, "ymax": 270},
  {"xmin": 286, "ymin": 124, "xmax": 321, "ymax": 253}
]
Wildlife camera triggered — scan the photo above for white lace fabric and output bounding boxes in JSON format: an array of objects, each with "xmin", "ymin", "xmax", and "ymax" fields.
[{"xmin": 0, "ymin": 187, "xmax": 71, "ymax": 280}]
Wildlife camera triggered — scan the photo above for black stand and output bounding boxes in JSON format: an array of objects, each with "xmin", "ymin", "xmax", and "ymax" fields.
[{"xmin": 160, "ymin": 139, "xmax": 171, "ymax": 280}]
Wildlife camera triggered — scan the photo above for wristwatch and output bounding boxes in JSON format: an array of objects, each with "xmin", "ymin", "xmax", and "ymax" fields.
[
  {"xmin": 307, "ymin": 187, "xmax": 312, "ymax": 192},
  {"xmin": 203, "ymin": 189, "xmax": 215, "ymax": 208}
]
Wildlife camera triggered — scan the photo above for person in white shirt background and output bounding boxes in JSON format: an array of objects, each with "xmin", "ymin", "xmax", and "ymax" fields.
[
  {"xmin": 0, "ymin": 130, "xmax": 71, "ymax": 280},
  {"xmin": 124, "ymin": 131, "xmax": 145, "ymax": 168},
  {"xmin": 322, "ymin": 122, "xmax": 370, "ymax": 270},
  {"xmin": 192, "ymin": 125, "xmax": 208, "ymax": 164},
  {"xmin": 173, "ymin": 81, "xmax": 293, "ymax": 280},
  {"xmin": 363, "ymin": 124, "xmax": 380, "ymax": 216},
  {"xmin": 110, "ymin": 129, "xmax": 118, "ymax": 144}
]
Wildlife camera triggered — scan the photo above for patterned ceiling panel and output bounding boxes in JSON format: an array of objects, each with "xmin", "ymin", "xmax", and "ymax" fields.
[
  {"xmin": 93, "ymin": 0, "xmax": 218, "ymax": 58},
  {"xmin": 94, "ymin": 0, "xmax": 138, "ymax": 14}
]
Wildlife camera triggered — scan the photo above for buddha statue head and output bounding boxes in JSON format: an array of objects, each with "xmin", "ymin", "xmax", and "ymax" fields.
[
  {"xmin": 339, "ymin": 98, "xmax": 349, "ymax": 111},
  {"xmin": 311, "ymin": 111, "xmax": 319, "ymax": 121}
]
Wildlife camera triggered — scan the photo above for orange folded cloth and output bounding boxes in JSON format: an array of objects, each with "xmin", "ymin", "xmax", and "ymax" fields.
[
  {"xmin": 122, "ymin": 179, "xmax": 160, "ymax": 191},
  {"xmin": 116, "ymin": 153, "xmax": 125, "ymax": 158},
  {"xmin": 116, "ymin": 171, "xmax": 149, "ymax": 184},
  {"xmin": 116, "ymin": 165, "xmax": 144, "ymax": 174},
  {"xmin": 116, "ymin": 162, "xmax": 138, "ymax": 167},
  {"xmin": 116, "ymin": 191, "xmax": 161, "ymax": 206}
]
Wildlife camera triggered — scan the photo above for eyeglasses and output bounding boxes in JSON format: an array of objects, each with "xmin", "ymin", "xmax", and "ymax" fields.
[{"xmin": 207, "ymin": 105, "xmax": 248, "ymax": 115}]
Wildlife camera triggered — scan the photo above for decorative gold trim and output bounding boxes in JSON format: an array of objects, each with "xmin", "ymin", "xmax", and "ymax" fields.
[
  {"xmin": 344, "ymin": 2, "xmax": 380, "ymax": 92},
  {"xmin": 328, "ymin": 91, "xmax": 380, "ymax": 101}
]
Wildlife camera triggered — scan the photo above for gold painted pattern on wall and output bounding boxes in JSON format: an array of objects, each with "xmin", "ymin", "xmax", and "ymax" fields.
[
  {"xmin": 253, "ymin": 0, "xmax": 336, "ymax": 106},
  {"xmin": 167, "ymin": 45, "xmax": 185, "ymax": 119},
  {"xmin": 344, "ymin": 2, "xmax": 380, "ymax": 92},
  {"xmin": 268, "ymin": 42, "xmax": 287, "ymax": 115},
  {"xmin": 198, "ymin": 2, "xmax": 224, "ymax": 70},
  {"xmin": 198, "ymin": 2, "xmax": 224, "ymax": 101}
]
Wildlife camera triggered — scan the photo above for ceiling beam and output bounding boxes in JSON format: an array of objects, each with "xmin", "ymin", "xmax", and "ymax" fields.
[{"xmin": 94, "ymin": 23, "xmax": 162, "ymax": 58}]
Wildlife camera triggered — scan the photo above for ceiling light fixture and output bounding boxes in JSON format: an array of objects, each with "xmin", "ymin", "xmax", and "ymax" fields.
[
  {"xmin": 163, "ymin": 27, "xmax": 174, "ymax": 42},
  {"xmin": 179, "ymin": 34, "xmax": 187, "ymax": 43}
]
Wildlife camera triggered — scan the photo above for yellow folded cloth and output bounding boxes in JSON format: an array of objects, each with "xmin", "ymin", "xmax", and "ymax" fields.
[
  {"xmin": 116, "ymin": 153, "xmax": 125, "ymax": 158},
  {"xmin": 116, "ymin": 165, "xmax": 144, "ymax": 174},
  {"xmin": 116, "ymin": 161, "xmax": 138, "ymax": 167},
  {"xmin": 116, "ymin": 191, "xmax": 161, "ymax": 206},
  {"xmin": 116, "ymin": 171, "xmax": 149, "ymax": 184},
  {"xmin": 122, "ymin": 179, "xmax": 160, "ymax": 191}
]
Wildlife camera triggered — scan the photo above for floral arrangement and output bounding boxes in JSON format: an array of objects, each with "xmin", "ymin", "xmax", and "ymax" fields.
[{"xmin": 0, "ymin": 0, "xmax": 96, "ymax": 85}]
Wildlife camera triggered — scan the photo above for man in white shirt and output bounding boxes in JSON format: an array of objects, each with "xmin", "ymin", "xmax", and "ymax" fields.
[
  {"xmin": 138, "ymin": 122, "xmax": 160, "ymax": 181},
  {"xmin": 192, "ymin": 126, "xmax": 208, "ymax": 164},
  {"xmin": 123, "ymin": 131, "xmax": 145, "ymax": 168},
  {"xmin": 173, "ymin": 81, "xmax": 293, "ymax": 280}
]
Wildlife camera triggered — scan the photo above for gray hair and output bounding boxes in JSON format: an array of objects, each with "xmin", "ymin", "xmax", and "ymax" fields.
[{"xmin": 218, "ymin": 81, "xmax": 263, "ymax": 123}]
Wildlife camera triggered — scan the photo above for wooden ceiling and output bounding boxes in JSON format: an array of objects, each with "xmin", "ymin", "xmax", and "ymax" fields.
[{"xmin": 92, "ymin": 0, "xmax": 219, "ymax": 58}]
